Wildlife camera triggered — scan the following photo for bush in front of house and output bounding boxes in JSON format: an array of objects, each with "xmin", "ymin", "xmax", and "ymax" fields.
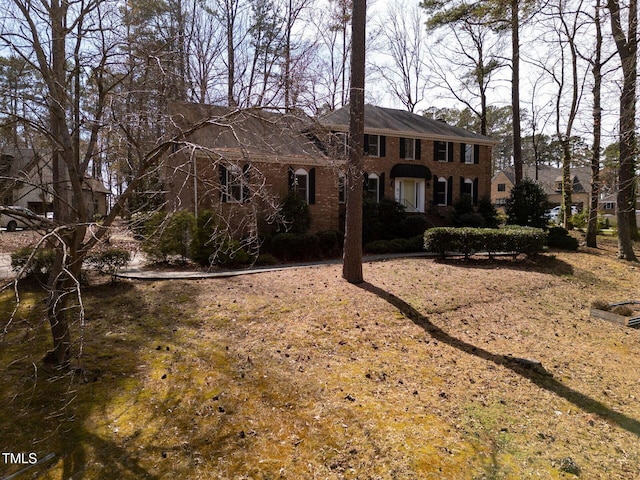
[
  {"xmin": 546, "ymin": 226, "xmax": 579, "ymax": 251},
  {"xmin": 316, "ymin": 229, "xmax": 343, "ymax": 257},
  {"xmin": 11, "ymin": 246, "xmax": 56, "ymax": 278},
  {"xmin": 364, "ymin": 235, "xmax": 424, "ymax": 254},
  {"xmin": 142, "ymin": 210, "xmax": 196, "ymax": 262},
  {"xmin": 505, "ymin": 178, "xmax": 549, "ymax": 229},
  {"xmin": 86, "ymin": 248, "xmax": 131, "ymax": 278},
  {"xmin": 269, "ymin": 232, "xmax": 320, "ymax": 261},
  {"xmin": 423, "ymin": 226, "xmax": 547, "ymax": 259},
  {"xmin": 280, "ymin": 190, "xmax": 311, "ymax": 234},
  {"xmin": 477, "ymin": 196, "xmax": 501, "ymax": 228}
]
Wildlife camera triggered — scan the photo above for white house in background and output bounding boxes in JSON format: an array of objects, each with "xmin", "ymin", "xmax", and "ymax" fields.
[{"xmin": 0, "ymin": 148, "xmax": 110, "ymax": 218}]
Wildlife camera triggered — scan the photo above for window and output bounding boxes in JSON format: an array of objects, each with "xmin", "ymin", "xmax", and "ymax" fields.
[
  {"xmin": 334, "ymin": 132, "xmax": 348, "ymax": 156},
  {"xmin": 434, "ymin": 141, "xmax": 450, "ymax": 162},
  {"xmin": 338, "ymin": 173, "xmax": 346, "ymax": 204},
  {"xmin": 435, "ymin": 177, "xmax": 448, "ymax": 206},
  {"xmin": 367, "ymin": 135, "xmax": 380, "ymax": 156},
  {"xmin": 395, "ymin": 178, "xmax": 425, "ymax": 212},
  {"xmin": 464, "ymin": 144, "xmax": 475, "ymax": 164},
  {"xmin": 400, "ymin": 138, "xmax": 420, "ymax": 160},
  {"xmin": 364, "ymin": 134, "xmax": 385, "ymax": 157},
  {"xmin": 220, "ymin": 164, "xmax": 249, "ymax": 203},
  {"xmin": 603, "ymin": 202, "xmax": 615, "ymax": 210},
  {"xmin": 366, "ymin": 173, "xmax": 379, "ymax": 201},
  {"xmin": 288, "ymin": 166, "xmax": 315, "ymax": 204},
  {"xmin": 293, "ymin": 168, "xmax": 309, "ymax": 202},
  {"xmin": 462, "ymin": 178, "xmax": 473, "ymax": 199},
  {"xmin": 497, "ymin": 183, "xmax": 506, "ymax": 192}
]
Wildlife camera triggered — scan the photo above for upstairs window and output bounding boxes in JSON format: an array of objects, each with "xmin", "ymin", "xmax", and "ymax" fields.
[
  {"xmin": 364, "ymin": 134, "xmax": 386, "ymax": 157},
  {"xmin": 400, "ymin": 138, "xmax": 421, "ymax": 160},
  {"xmin": 434, "ymin": 141, "xmax": 452, "ymax": 162}
]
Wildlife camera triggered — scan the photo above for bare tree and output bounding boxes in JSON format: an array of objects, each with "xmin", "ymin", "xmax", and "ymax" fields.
[
  {"xmin": 533, "ymin": 0, "xmax": 588, "ymax": 228},
  {"xmin": 374, "ymin": 2, "xmax": 428, "ymax": 113}
]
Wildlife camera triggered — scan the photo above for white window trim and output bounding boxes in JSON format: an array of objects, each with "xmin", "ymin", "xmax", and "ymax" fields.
[
  {"xmin": 367, "ymin": 173, "xmax": 379, "ymax": 201},
  {"xmin": 436, "ymin": 141, "xmax": 448, "ymax": 162},
  {"xmin": 225, "ymin": 164, "xmax": 246, "ymax": 203},
  {"xmin": 368, "ymin": 135, "xmax": 380, "ymax": 157},
  {"xmin": 464, "ymin": 178, "xmax": 474, "ymax": 199},
  {"xmin": 404, "ymin": 138, "xmax": 416, "ymax": 160},
  {"xmin": 294, "ymin": 168, "xmax": 309, "ymax": 203},
  {"xmin": 464, "ymin": 144, "xmax": 475, "ymax": 164},
  {"xmin": 437, "ymin": 176, "xmax": 448, "ymax": 206}
]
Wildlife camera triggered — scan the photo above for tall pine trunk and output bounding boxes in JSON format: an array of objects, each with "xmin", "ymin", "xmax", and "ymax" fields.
[{"xmin": 342, "ymin": 0, "xmax": 366, "ymax": 284}]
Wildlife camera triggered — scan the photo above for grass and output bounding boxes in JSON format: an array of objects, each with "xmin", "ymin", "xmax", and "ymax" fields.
[{"xmin": 2, "ymin": 237, "xmax": 640, "ymax": 479}]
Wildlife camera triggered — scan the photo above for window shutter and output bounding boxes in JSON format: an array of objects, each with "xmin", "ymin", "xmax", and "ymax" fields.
[
  {"xmin": 380, "ymin": 136, "xmax": 386, "ymax": 157},
  {"xmin": 447, "ymin": 142, "xmax": 454, "ymax": 162},
  {"xmin": 460, "ymin": 177, "xmax": 465, "ymax": 198},
  {"xmin": 474, "ymin": 145, "xmax": 480, "ymax": 164},
  {"xmin": 433, "ymin": 179, "xmax": 438, "ymax": 203},
  {"xmin": 416, "ymin": 139, "xmax": 421, "ymax": 160},
  {"xmin": 473, "ymin": 178, "xmax": 479, "ymax": 205},
  {"xmin": 242, "ymin": 164, "xmax": 250, "ymax": 202},
  {"xmin": 219, "ymin": 164, "xmax": 228, "ymax": 203},
  {"xmin": 288, "ymin": 166, "xmax": 295, "ymax": 191},
  {"xmin": 447, "ymin": 176, "xmax": 453, "ymax": 205},
  {"xmin": 363, "ymin": 134, "xmax": 369, "ymax": 155},
  {"xmin": 460, "ymin": 144, "xmax": 466, "ymax": 163},
  {"xmin": 363, "ymin": 172, "xmax": 369, "ymax": 189},
  {"xmin": 433, "ymin": 141, "xmax": 438, "ymax": 161},
  {"xmin": 309, "ymin": 168, "xmax": 316, "ymax": 204},
  {"xmin": 400, "ymin": 138, "xmax": 406, "ymax": 159},
  {"xmin": 379, "ymin": 173, "xmax": 385, "ymax": 201}
]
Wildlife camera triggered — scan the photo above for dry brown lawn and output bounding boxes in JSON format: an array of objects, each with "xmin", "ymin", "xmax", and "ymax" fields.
[{"xmin": 1, "ymin": 235, "xmax": 640, "ymax": 479}]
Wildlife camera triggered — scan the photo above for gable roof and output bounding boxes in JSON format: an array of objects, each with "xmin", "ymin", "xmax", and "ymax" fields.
[
  {"xmin": 319, "ymin": 104, "xmax": 498, "ymax": 145},
  {"xmin": 495, "ymin": 165, "xmax": 592, "ymax": 194},
  {"xmin": 169, "ymin": 101, "xmax": 332, "ymax": 165}
]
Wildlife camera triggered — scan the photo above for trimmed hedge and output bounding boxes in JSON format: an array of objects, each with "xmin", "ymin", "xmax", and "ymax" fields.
[
  {"xmin": 364, "ymin": 235, "xmax": 424, "ymax": 254},
  {"xmin": 424, "ymin": 226, "xmax": 547, "ymax": 259}
]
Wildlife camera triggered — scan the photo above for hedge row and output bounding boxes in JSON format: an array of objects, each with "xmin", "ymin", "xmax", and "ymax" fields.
[{"xmin": 423, "ymin": 226, "xmax": 547, "ymax": 259}]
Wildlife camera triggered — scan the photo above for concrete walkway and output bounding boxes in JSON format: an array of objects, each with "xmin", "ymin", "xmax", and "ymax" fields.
[{"xmin": 116, "ymin": 252, "xmax": 435, "ymax": 281}]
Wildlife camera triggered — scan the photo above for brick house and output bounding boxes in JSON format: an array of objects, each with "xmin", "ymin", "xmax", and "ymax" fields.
[
  {"xmin": 165, "ymin": 102, "xmax": 497, "ymax": 234},
  {"xmin": 165, "ymin": 101, "xmax": 343, "ymax": 233},
  {"xmin": 319, "ymin": 105, "xmax": 498, "ymax": 225}
]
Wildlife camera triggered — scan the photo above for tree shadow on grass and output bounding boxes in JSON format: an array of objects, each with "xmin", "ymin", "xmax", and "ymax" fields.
[
  {"xmin": 431, "ymin": 254, "xmax": 575, "ymax": 277},
  {"xmin": 0, "ymin": 279, "xmax": 167, "ymax": 479},
  {"xmin": 357, "ymin": 281, "xmax": 640, "ymax": 439}
]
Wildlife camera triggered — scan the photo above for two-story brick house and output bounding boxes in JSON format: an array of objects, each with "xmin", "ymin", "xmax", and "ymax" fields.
[
  {"xmin": 165, "ymin": 102, "xmax": 497, "ymax": 234},
  {"xmin": 319, "ymin": 105, "xmax": 498, "ymax": 224}
]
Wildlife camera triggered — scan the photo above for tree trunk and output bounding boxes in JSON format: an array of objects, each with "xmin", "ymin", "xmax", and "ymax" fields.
[
  {"xmin": 342, "ymin": 0, "xmax": 365, "ymax": 284},
  {"xmin": 511, "ymin": 0, "xmax": 523, "ymax": 184},
  {"xmin": 608, "ymin": 0, "xmax": 638, "ymax": 261},
  {"xmin": 586, "ymin": 0, "xmax": 603, "ymax": 248}
]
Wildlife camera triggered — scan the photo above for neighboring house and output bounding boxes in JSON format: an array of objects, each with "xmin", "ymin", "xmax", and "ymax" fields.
[
  {"xmin": 492, "ymin": 165, "xmax": 592, "ymax": 211},
  {"xmin": 319, "ymin": 105, "xmax": 497, "ymax": 223},
  {"xmin": 165, "ymin": 102, "xmax": 497, "ymax": 234},
  {"xmin": 0, "ymin": 148, "xmax": 110, "ymax": 218}
]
